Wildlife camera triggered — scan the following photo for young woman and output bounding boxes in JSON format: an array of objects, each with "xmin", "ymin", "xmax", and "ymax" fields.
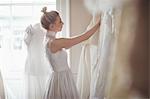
[{"xmin": 41, "ymin": 7, "xmax": 100, "ymax": 99}]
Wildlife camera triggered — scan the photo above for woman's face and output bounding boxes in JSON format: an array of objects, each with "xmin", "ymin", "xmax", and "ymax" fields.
[{"xmin": 50, "ymin": 15, "xmax": 64, "ymax": 32}]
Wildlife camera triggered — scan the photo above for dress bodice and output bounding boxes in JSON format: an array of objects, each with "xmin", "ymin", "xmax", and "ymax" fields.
[
  {"xmin": 45, "ymin": 32, "xmax": 69, "ymax": 72},
  {"xmin": 44, "ymin": 32, "xmax": 79, "ymax": 99}
]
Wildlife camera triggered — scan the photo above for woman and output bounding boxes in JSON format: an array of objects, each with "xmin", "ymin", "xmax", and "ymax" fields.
[{"xmin": 41, "ymin": 7, "xmax": 100, "ymax": 99}]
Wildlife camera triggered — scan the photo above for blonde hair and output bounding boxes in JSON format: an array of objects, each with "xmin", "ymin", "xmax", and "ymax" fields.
[{"xmin": 41, "ymin": 7, "xmax": 59, "ymax": 30}]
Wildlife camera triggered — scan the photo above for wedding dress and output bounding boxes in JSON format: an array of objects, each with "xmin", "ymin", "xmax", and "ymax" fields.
[
  {"xmin": 77, "ymin": 10, "xmax": 116, "ymax": 99},
  {"xmin": 77, "ymin": 0, "xmax": 136, "ymax": 98},
  {"xmin": 24, "ymin": 23, "xmax": 50, "ymax": 99},
  {"xmin": 44, "ymin": 31, "xmax": 79, "ymax": 99},
  {"xmin": 77, "ymin": 0, "xmax": 118, "ymax": 98}
]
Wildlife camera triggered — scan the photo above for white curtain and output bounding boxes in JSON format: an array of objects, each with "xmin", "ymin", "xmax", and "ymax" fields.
[{"xmin": 24, "ymin": 23, "xmax": 50, "ymax": 99}]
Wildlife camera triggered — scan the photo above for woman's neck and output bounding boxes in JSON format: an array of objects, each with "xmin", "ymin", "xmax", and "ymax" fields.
[{"xmin": 46, "ymin": 31, "xmax": 56, "ymax": 38}]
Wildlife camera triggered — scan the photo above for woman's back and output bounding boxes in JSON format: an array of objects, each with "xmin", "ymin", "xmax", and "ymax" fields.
[{"xmin": 46, "ymin": 46, "xmax": 69, "ymax": 72}]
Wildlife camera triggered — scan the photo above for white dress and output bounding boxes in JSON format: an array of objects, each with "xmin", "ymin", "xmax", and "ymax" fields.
[
  {"xmin": 24, "ymin": 23, "xmax": 50, "ymax": 99},
  {"xmin": 77, "ymin": 9, "xmax": 116, "ymax": 99},
  {"xmin": 44, "ymin": 32, "xmax": 79, "ymax": 99}
]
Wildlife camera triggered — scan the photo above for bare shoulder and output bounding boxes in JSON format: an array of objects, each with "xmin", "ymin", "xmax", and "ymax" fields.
[
  {"xmin": 48, "ymin": 38, "xmax": 65, "ymax": 53},
  {"xmin": 51, "ymin": 38, "xmax": 65, "ymax": 46}
]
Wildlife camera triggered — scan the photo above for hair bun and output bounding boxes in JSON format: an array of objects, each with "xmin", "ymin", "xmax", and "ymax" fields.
[{"xmin": 41, "ymin": 7, "xmax": 47, "ymax": 14}]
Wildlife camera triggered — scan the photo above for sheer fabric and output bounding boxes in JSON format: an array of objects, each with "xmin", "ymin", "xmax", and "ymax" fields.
[
  {"xmin": 24, "ymin": 23, "xmax": 50, "ymax": 75},
  {"xmin": 24, "ymin": 23, "xmax": 50, "ymax": 99}
]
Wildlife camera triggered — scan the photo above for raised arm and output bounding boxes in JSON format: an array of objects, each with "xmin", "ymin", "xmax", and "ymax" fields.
[{"xmin": 49, "ymin": 20, "xmax": 101, "ymax": 53}]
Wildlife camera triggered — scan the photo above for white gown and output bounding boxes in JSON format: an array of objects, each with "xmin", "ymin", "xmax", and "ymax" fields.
[
  {"xmin": 77, "ymin": 8, "xmax": 116, "ymax": 99},
  {"xmin": 24, "ymin": 23, "xmax": 50, "ymax": 99},
  {"xmin": 44, "ymin": 32, "xmax": 79, "ymax": 99}
]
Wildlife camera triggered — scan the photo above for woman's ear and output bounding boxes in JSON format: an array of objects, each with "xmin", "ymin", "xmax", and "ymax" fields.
[{"xmin": 49, "ymin": 24, "xmax": 54, "ymax": 30}]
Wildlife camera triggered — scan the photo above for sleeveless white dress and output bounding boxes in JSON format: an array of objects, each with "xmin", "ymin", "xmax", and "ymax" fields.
[{"xmin": 44, "ymin": 32, "xmax": 79, "ymax": 99}]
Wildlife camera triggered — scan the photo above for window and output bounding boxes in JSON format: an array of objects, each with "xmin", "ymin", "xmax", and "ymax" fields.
[{"xmin": 0, "ymin": 0, "xmax": 56, "ymax": 99}]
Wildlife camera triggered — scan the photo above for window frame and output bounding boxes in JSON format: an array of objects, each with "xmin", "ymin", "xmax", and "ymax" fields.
[{"xmin": 56, "ymin": 0, "xmax": 71, "ymax": 66}]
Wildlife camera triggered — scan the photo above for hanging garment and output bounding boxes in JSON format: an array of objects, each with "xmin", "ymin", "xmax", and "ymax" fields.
[
  {"xmin": 77, "ymin": 0, "xmax": 119, "ymax": 98},
  {"xmin": 77, "ymin": 9, "xmax": 117, "ymax": 99},
  {"xmin": 44, "ymin": 31, "xmax": 79, "ymax": 99},
  {"xmin": 90, "ymin": 10, "xmax": 116, "ymax": 99},
  {"xmin": 77, "ymin": 0, "xmax": 131, "ymax": 98},
  {"xmin": 76, "ymin": 14, "xmax": 100, "ymax": 99},
  {"xmin": 24, "ymin": 23, "xmax": 50, "ymax": 99},
  {"xmin": 78, "ymin": 0, "xmax": 148, "ymax": 98},
  {"xmin": 24, "ymin": 23, "xmax": 50, "ymax": 76}
]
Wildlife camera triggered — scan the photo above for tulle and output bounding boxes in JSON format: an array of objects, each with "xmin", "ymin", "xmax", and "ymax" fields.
[
  {"xmin": 24, "ymin": 23, "xmax": 50, "ymax": 76},
  {"xmin": 84, "ymin": 0, "xmax": 133, "ymax": 13},
  {"xmin": 24, "ymin": 23, "xmax": 51, "ymax": 99}
]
